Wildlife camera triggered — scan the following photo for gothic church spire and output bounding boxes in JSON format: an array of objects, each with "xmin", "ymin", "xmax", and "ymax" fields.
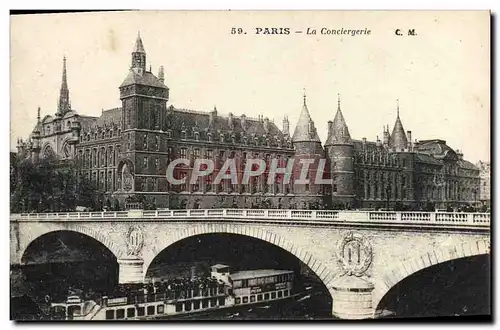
[{"xmin": 57, "ymin": 56, "xmax": 71, "ymax": 116}]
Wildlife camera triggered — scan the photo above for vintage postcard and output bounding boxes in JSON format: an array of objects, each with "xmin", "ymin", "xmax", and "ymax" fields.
[{"xmin": 10, "ymin": 10, "xmax": 490, "ymax": 321}]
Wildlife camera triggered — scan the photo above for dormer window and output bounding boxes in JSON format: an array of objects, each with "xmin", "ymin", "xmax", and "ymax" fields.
[
  {"xmin": 194, "ymin": 132, "xmax": 200, "ymax": 141},
  {"xmin": 166, "ymin": 130, "xmax": 172, "ymax": 139},
  {"xmin": 181, "ymin": 131, "xmax": 187, "ymax": 139},
  {"xmin": 231, "ymin": 134, "xmax": 236, "ymax": 144},
  {"xmin": 207, "ymin": 132, "xmax": 213, "ymax": 142},
  {"xmin": 254, "ymin": 137, "xmax": 259, "ymax": 146},
  {"xmin": 220, "ymin": 134, "xmax": 224, "ymax": 143}
]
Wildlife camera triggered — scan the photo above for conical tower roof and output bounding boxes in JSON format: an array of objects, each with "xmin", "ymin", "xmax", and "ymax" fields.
[
  {"xmin": 133, "ymin": 32, "xmax": 146, "ymax": 53},
  {"xmin": 325, "ymin": 94, "xmax": 352, "ymax": 146},
  {"xmin": 389, "ymin": 100, "xmax": 408, "ymax": 150},
  {"xmin": 292, "ymin": 94, "xmax": 321, "ymax": 143}
]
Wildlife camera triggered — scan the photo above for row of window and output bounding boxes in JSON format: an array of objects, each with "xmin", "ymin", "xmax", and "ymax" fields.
[
  {"xmin": 171, "ymin": 177, "xmax": 295, "ymax": 195},
  {"xmin": 105, "ymin": 303, "xmax": 162, "ymax": 320},
  {"xmin": 235, "ymin": 290, "xmax": 290, "ymax": 304},
  {"xmin": 171, "ymin": 130, "xmax": 292, "ymax": 149},
  {"xmin": 104, "ymin": 297, "xmax": 227, "ymax": 320},
  {"xmin": 79, "ymin": 126, "xmax": 121, "ymax": 142},
  {"xmin": 359, "ymin": 153, "xmax": 408, "ymax": 168},
  {"xmin": 77, "ymin": 145, "xmax": 120, "ymax": 169},
  {"xmin": 233, "ymin": 274, "xmax": 293, "ymax": 289}
]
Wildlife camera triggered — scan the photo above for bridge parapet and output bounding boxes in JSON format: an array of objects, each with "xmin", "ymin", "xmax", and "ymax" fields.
[{"xmin": 10, "ymin": 209, "xmax": 490, "ymax": 230}]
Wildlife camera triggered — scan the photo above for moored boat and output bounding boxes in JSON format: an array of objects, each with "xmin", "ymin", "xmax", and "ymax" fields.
[{"xmin": 49, "ymin": 264, "xmax": 300, "ymax": 320}]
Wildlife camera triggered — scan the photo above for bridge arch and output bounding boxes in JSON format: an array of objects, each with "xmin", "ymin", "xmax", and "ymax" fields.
[
  {"xmin": 18, "ymin": 223, "xmax": 124, "ymax": 264},
  {"xmin": 372, "ymin": 238, "xmax": 490, "ymax": 316},
  {"xmin": 142, "ymin": 223, "xmax": 337, "ymax": 295}
]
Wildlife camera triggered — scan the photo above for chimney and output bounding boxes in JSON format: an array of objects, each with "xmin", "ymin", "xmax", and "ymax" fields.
[
  {"xmin": 263, "ymin": 117, "xmax": 269, "ymax": 132},
  {"xmin": 241, "ymin": 114, "xmax": 247, "ymax": 130},
  {"xmin": 407, "ymin": 130, "xmax": 412, "ymax": 151},
  {"xmin": 228, "ymin": 112, "xmax": 234, "ymax": 128},
  {"xmin": 383, "ymin": 126, "xmax": 389, "ymax": 146},
  {"xmin": 362, "ymin": 137, "xmax": 367, "ymax": 145},
  {"xmin": 283, "ymin": 116, "xmax": 290, "ymax": 136},
  {"xmin": 376, "ymin": 135, "xmax": 381, "ymax": 147},
  {"xmin": 158, "ymin": 65, "xmax": 165, "ymax": 84},
  {"xmin": 209, "ymin": 106, "xmax": 217, "ymax": 127},
  {"xmin": 326, "ymin": 120, "xmax": 333, "ymax": 142}
]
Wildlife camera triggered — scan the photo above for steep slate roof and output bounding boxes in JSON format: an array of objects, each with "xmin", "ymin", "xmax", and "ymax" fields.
[
  {"xmin": 457, "ymin": 159, "xmax": 478, "ymax": 170},
  {"xmin": 325, "ymin": 100, "xmax": 352, "ymax": 146},
  {"xmin": 120, "ymin": 70, "xmax": 167, "ymax": 88},
  {"xmin": 352, "ymin": 139, "xmax": 380, "ymax": 153},
  {"xmin": 415, "ymin": 153, "xmax": 442, "ymax": 165},
  {"xmin": 167, "ymin": 107, "xmax": 285, "ymax": 139},
  {"xmin": 291, "ymin": 97, "xmax": 321, "ymax": 143},
  {"xmin": 389, "ymin": 112, "xmax": 408, "ymax": 150},
  {"xmin": 414, "ymin": 139, "xmax": 458, "ymax": 160},
  {"xmin": 78, "ymin": 116, "xmax": 99, "ymax": 131},
  {"xmin": 96, "ymin": 107, "xmax": 122, "ymax": 127}
]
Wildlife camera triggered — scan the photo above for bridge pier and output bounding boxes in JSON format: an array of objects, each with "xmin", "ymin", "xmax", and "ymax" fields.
[
  {"xmin": 331, "ymin": 276, "xmax": 375, "ymax": 319},
  {"xmin": 118, "ymin": 257, "xmax": 144, "ymax": 284}
]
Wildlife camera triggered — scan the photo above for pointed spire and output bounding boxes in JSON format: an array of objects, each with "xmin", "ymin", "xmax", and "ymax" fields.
[
  {"xmin": 37, "ymin": 107, "xmax": 41, "ymax": 122},
  {"xmin": 292, "ymin": 91, "xmax": 321, "ymax": 143},
  {"xmin": 61, "ymin": 56, "xmax": 68, "ymax": 89},
  {"xmin": 57, "ymin": 56, "xmax": 70, "ymax": 116},
  {"xmin": 325, "ymin": 93, "xmax": 352, "ymax": 146},
  {"xmin": 133, "ymin": 31, "xmax": 146, "ymax": 53},
  {"xmin": 390, "ymin": 99, "xmax": 408, "ymax": 150},
  {"xmin": 131, "ymin": 32, "xmax": 147, "ymax": 71}
]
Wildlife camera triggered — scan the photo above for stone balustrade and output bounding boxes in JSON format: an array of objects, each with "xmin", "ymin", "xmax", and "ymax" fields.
[{"xmin": 10, "ymin": 209, "xmax": 490, "ymax": 230}]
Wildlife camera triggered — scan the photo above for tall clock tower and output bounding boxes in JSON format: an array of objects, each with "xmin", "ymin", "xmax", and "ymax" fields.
[{"xmin": 118, "ymin": 33, "xmax": 170, "ymax": 195}]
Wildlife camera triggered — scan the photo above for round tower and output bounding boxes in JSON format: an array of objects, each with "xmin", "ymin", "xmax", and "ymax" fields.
[
  {"xmin": 291, "ymin": 92, "xmax": 324, "ymax": 208},
  {"xmin": 324, "ymin": 94, "xmax": 355, "ymax": 208}
]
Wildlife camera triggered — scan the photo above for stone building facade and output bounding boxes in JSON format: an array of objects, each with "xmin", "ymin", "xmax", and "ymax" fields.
[
  {"xmin": 16, "ymin": 33, "xmax": 481, "ymax": 210},
  {"xmin": 476, "ymin": 161, "xmax": 490, "ymax": 208}
]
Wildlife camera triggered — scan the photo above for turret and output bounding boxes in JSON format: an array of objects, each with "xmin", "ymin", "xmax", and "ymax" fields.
[
  {"xmin": 70, "ymin": 120, "xmax": 81, "ymax": 144},
  {"xmin": 389, "ymin": 99, "xmax": 408, "ymax": 152},
  {"xmin": 30, "ymin": 107, "xmax": 42, "ymax": 161},
  {"xmin": 324, "ymin": 94, "xmax": 355, "ymax": 208},
  {"xmin": 291, "ymin": 91, "xmax": 324, "ymax": 201}
]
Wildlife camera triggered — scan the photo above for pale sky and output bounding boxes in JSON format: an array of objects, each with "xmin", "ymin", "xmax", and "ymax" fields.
[{"xmin": 10, "ymin": 11, "xmax": 490, "ymax": 163}]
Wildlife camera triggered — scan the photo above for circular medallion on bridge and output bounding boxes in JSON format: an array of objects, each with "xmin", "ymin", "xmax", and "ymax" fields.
[
  {"xmin": 126, "ymin": 225, "xmax": 144, "ymax": 257},
  {"xmin": 337, "ymin": 232, "xmax": 373, "ymax": 277}
]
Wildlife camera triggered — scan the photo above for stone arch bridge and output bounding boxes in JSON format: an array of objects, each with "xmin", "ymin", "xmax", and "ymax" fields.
[{"xmin": 10, "ymin": 209, "xmax": 490, "ymax": 319}]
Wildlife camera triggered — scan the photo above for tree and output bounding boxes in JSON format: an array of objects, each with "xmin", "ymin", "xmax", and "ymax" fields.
[{"xmin": 10, "ymin": 156, "xmax": 97, "ymax": 213}]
